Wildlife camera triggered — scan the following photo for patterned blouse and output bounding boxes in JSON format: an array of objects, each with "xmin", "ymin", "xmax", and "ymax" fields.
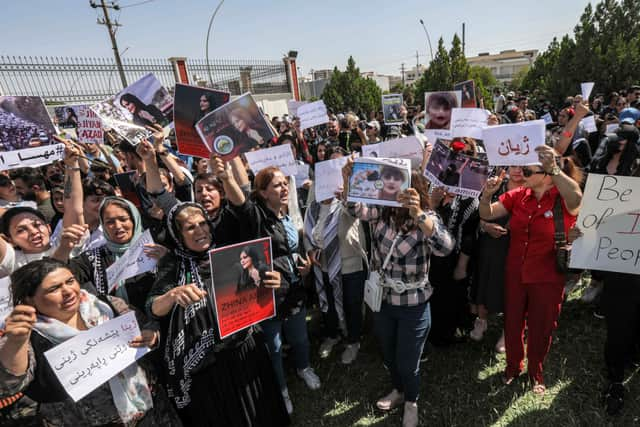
[{"xmin": 347, "ymin": 203, "xmax": 454, "ymax": 306}]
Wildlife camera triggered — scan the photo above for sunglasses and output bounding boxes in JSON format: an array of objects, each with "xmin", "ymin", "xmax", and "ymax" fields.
[{"xmin": 522, "ymin": 167, "xmax": 546, "ymax": 177}]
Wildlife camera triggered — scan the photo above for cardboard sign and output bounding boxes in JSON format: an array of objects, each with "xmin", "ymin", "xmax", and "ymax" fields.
[
  {"xmin": 195, "ymin": 93, "xmax": 274, "ymax": 161},
  {"xmin": 314, "ymin": 156, "xmax": 352, "ymax": 202},
  {"xmin": 0, "ymin": 96, "xmax": 57, "ymax": 168},
  {"xmin": 423, "ymin": 139, "xmax": 489, "ymax": 198},
  {"xmin": 381, "ymin": 94, "xmax": 404, "ymax": 125},
  {"xmin": 450, "ymin": 108, "xmax": 490, "ymax": 140},
  {"xmin": 297, "ymin": 100, "xmax": 329, "ymax": 130},
  {"xmin": 347, "ymin": 157, "xmax": 411, "ymax": 207},
  {"xmin": 173, "ymin": 83, "xmax": 230, "ymax": 158},
  {"xmin": 454, "ymin": 80, "xmax": 477, "ymax": 108},
  {"xmin": 483, "ymin": 120, "xmax": 545, "ymax": 166},
  {"xmin": 44, "ymin": 312, "xmax": 150, "ymax": 402},
  {"xmin": 209, "ymin": 237, "xmax": 275, "ymax": 339},
  {"xmin": 569, "ymin": 174, "xmax": 640, "ymax": 274},
  {"xmin": 244, "ymin": 144, "xmax": 296, "ymax": 176},
  {"xmin": 361, "ymin": 135, "xmax": 424, "ymax": 168},
  {"xmin": 54, "ymin": 104, "xmax": 104, "ymax": 144},
  {"xmin": 105, "ymin": 230, "xmax": 156, "ymax": 291}
]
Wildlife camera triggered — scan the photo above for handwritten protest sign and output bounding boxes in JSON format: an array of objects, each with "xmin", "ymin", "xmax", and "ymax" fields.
[
  {"xmin": 450, "ymin": 108, "xmax": 490, "ymax": 139},
  {"xmin": 569, "ymin": 174, "xmax": 640, "ymax": 274},
  {"xmin": 297, "ymin": 100, "xmax": 329, "ymax": 130},
  {"xmin": 244, "ymin": 144, "xmax": 296, "ymax": 175},
  {"xmin": 581, "ymin": 115, "xmax": 597, "ymax": 133},
  {"xmin": 289, "ymin": 163, "xmax": 310, "ymax": 187},
  {"xmin": 606, "ymin": 123, "xmax": 619, "ymax": 134},
  {"xmin": 209, "ymin": 237, "xmax": 275, "ymax": 339},
  {"xmin": 381, "ymin": 94, "xmax": 404, "ymax": 125},
  {"xmin": 54, "ymin": 105, "xmax": 103, "ymax": 144},
  {"xmin": 581, "ymin": 82, "xmax": 595, "ymax": 100},
  {"xmin": 483, "ymin": 120, "xmax": 545, "ymax": 166},
  {"xmin": 361, "ymin": 136, "xmax": 424, "ymax": 168},
  {"xmin": 347, "ymin": 157, "xmax": 411, "ymax": 208},
  {"xmin": 287, "ymin": 100, "xmax": 307, "ymax": 117},
  {"xmin": 541, "ymin": 112, "xmax": 553, "ymax": 125},
  {"xmin": 0, "ymin": 277, "xmax": 11, "ymax": 327},
  {"xmin": 0, "ymin": 143, "xmax": 65, "ymax": 171},
  {"xmin": 423, "ymin": 140, "xmax": 489, "ymax": 198},
  {"xmin": 314, "ymin": 156, "xmax": 352, "ymax": 202},
  {"xmin": 44, "ymin": 311, "xmax": 149, "ymax": 402},
  {"xmin": 106, "ymin": 230, "xmax": 156, "ymax": 291}
]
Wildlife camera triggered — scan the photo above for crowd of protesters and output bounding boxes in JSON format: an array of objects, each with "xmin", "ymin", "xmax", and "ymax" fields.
[{"xmin": 0, "ymin": 82, "xmax": 639, "ymax": 427}]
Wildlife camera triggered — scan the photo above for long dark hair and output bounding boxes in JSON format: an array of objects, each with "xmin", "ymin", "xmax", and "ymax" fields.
[
  {"xmin": 198, "ymin": 93, "xmax": 218, "ymax": 120},
  {"xmin": 10, "ymin": 258, "xmax": 71, "ymax": 306},
  {"xmin": 380, "ymin": 171, "xmax": 431, "ymax": 232},
  {"xmin": 120, "ymin": 93, "xmax": 145, "ymax": 113}
]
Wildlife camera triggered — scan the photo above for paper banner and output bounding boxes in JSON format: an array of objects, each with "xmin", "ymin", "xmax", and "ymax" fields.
[
  {"xmin": 0, "ymin": 143, "xmax": 65, "ymax": 171},
  {"xmin": 569, "ymin": 174, "xmax": 640, "ymax": 274},
  {"xmin": 44, "ymin": 311, "xmax": 150, "ymax": 402},
  {"xmin": 483, "ymin": 120, "xmax": 545, "ymax": 166}
]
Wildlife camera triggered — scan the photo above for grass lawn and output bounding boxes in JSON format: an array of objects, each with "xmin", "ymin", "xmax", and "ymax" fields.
[{"xmin": 286, "ymin": 285, "xmax": 640, "ymax": 426}]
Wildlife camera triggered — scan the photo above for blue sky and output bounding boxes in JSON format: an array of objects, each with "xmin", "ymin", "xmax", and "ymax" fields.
[{"xmin": 1, "ymin": 0, "xmax": 592, "ymax": 76}]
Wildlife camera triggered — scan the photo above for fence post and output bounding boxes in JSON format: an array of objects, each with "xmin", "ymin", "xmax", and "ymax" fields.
[
  {"xmin": 282, "ymin": 51, "xmax": 300, "ymax": 101},
  {"xmin": 168, "ymin": 57, "xmax": 189, "ymax": 84}
]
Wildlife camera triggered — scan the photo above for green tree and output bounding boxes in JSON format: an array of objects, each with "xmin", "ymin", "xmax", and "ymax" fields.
[
  {"xmin": 414, "ymin": 38, "xmax": 451, "ymax": 107},
  {"xmin": 321, "ymin": 57, "xmax": 381, "ymax": 115},
  {"xmin": 449, "ymin": 34, "xmax": 469, "ymax": 85}
]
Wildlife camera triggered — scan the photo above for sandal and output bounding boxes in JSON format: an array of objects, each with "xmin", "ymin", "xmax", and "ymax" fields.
[
  {"xmin": 502, "ymin": 373, "xmax": 519, "ymax": 385},
  {"xmin": 532, "ymin": 383, "xmax": 546, "ymax": 395},
  {"xmin": 376, "ymin": 389, "xmax": 404, "ymax": 411}
]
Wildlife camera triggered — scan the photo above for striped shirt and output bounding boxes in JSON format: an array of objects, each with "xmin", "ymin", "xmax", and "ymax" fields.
[{"xmin": 347, "ymin": 203, "xmax": 455, "ymax": 306}]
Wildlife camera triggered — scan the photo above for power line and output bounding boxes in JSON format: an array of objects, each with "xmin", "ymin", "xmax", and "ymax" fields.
[
  {"xmin": 90, "ymin": 0, "xmax": 128, "ymax": 89},
  {"xmin": 119, "ymin": 0, "xmax": 157, "ymax": 8}
]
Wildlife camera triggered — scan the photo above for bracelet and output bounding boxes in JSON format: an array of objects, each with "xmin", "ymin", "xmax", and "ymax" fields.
[{"xmin": 65, "ymin": 166, "xmax": 81, "ymax": 171}]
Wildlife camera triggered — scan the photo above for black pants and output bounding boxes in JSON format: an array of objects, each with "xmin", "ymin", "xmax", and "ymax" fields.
[{"xmin": 602, "ymin": 273, "xmax": 640, "ymax": 383}]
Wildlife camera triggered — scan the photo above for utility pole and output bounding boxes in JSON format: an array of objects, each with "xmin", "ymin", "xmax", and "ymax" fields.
[
  {"xmin": 400, "ymin": 63, "xmax": 405, "ymax": 87},
  {"xmin": 90, "ymin": 0, "xmax": 128, "ymax": 89},
  {"xmin": 416, "ymin": 51, "xmax": 420, "ymax": 72},
  {"xmin": 462, "ymin": 23, "xmax": 466, "ymax": 57}
]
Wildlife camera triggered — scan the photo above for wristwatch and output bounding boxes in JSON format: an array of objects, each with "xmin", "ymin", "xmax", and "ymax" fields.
[{"xmin": 548, "ymin": 165, "xmax": 561, "ymax": 176}]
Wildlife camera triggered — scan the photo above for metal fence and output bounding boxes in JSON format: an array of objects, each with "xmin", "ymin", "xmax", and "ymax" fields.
[
  {"xmin": 0, "ymin": 55, "xmax": 289, "ymax": 104},
  {"xmin": 187, "ymin": 58, "xmax": 289, "ymax": 96}
]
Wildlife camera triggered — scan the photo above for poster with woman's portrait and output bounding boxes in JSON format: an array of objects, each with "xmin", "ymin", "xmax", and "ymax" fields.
[
  {"xmin": 53, "ymin": 104, "xmax": 103, "ymax": 144},
  {"xmin": 423, "ymin": 139, "xmax": 489, "ymax": 198},
  {"xmin": 173, "ymin": 83, "xmax": 230, "ymax": 158},
  {"xmin": 208, "ymin": 237, "xmax": 275, "ymax": 339},
  {"xmin": 347, "ymin": 157, "xmax": 411, "ymax": 207},
  {"xmin": 90, "ymin": 73, "xmax": 173, "ymax": 145},
  {"xmin": 382, "ymin": 94, "xmax": 404, "ymax": 125},
  {"xmin": 453, "ymin": 80, "xmax": 477, "ymax": 108},
  {"xmin": 195, "ymin": 93, "xmax": 275, "ymax": 161}
]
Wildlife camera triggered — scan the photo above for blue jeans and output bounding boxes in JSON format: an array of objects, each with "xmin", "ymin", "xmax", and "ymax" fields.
[
  {"xmin": 261, "ymin": 307, "xmax": 310, "ymax": 391},
  {"xmin": 374, "ymin": 301, "xmax": 431, "ymax": 402}
]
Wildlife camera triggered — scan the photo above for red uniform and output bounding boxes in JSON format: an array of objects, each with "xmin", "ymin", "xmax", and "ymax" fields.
[{"xmin": 499, "ymin": 186, "xmax": 576, "ymax": 384}]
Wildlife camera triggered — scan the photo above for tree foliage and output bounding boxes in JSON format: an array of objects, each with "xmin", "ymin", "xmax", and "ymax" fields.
[
  {"xmin": 520, "ymin": 0, "xmax": 640, "ymax": 104},
  {"xmin": 321, "ymin": 56, "xmax": 382, "ymax": 115}
]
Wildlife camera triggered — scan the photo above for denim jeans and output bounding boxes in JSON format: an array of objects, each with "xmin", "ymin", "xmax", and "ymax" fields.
[
  {"xmin": 322, "ymin": 270, "xmax": 366, "ymax": 343},
  {"xmin": 261, "ymin": 307, "xmax": 310, "ymax": 391},
  {"xmin": 374, "ymin": 301, "xmax": 431, "ymax": 402}
]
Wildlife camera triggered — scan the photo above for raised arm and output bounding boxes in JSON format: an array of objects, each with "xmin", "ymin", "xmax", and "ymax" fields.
[
  {"xmin": 212, "ymin": 156, "xmax": 245, "ymax": 207},
  {"xmin": 536, "ymin": 145, "xmax": 583, "ymax": 215},
  {"xmin": 554, "ymin": 102, "xmax": 589, "ymax": 156},
  {"xmin": 61, "ymin": 140, "xmax": 85, "ymax": 228}
]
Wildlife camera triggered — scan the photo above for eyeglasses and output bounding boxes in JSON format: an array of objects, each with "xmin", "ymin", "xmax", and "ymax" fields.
[{"xmin": 522, "ymin": 167, "xmax": 546, "ymax": 177}]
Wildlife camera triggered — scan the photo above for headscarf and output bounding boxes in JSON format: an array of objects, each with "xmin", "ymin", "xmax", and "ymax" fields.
[
  {"xmin": 99, "ymin": 196, "xmax": 144, "ymax": 257},
  {"xmin": 162, "ymin": 202, "xmax": 217, "ymax": 408},
  {"xmin": 33, "ymin": 290, "xmax": 153, "ymax": 423}
]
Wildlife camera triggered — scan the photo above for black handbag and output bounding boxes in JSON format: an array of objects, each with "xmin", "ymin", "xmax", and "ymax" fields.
[{"xmin": 552, "ymin": 196, "xmax": 570, "ymax": 274}]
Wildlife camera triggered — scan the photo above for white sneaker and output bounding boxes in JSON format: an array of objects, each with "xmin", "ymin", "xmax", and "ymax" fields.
[
  {"xmin": 495, "ymin": 331, "xmax": 506, "ymax": 353},
  {"xmin": 469, "ymin": 318, "xmax": 488, "ymax": 341},
  {"xmin": 402, "ymin": 401, "xmax": 419, "ymax": 427},
  {"xmin": 281, "ymin": 388, "xmax": 293, "ymax": 415},
  {"xmin": 580, "ymin": 280, "xmax": 603, "ymax": 303},
  {"xmin": 341, "ymin": 343, "xmax": 360, "ymax": 365},
  {"xmin": 297, "ymin": 367, "xmax": 321, "ymax": 390},
  {"xmin": 318, "ymin": 337, "xmax": 341, "ymax": 359},
  {"xmin": 376, "ymin": 389, "xmax": 404, "ymax": 411}
]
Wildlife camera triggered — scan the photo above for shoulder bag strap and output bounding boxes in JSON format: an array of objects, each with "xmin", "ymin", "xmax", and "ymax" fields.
[{"xmin": 552, "ymin": 196, "xmax": 566, "ymax": 247}]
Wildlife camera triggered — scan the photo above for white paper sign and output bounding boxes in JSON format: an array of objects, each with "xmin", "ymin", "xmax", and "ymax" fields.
[
  {"xmin": 424, "ymin": 129, "xmax": 452, "ymax": 144},
  {"xmin": 483, "ymin": 120, "xmax": 545, "ymax": 166},
  {"xmin": 361, "ymin": 136, "xmax": 424, "ymax": 168},
  {"xmin": 44, "ymin": 311, "xmax": 150, "ymax": 402},
  {"xmin": 569, "ymin": 174, "xmax": 640, "ymax": 274},
  {"xmin": 287, "ymin": 100, "xmax": 307, "ymax": 117},
  {"xmin": 290, "ymin": 163, "xmax": 310, "ymax": 187},
  {"xmin": 581, "ymin": 82, "xmax": 595, "ymax": 100},
  {"xmin": 541, "ymin": 112, "xmax": 553, "ymax": 125},
  {"xmin": 581, "ymin": 115, "xmax": 597, "ymax": 133},
  {"xmin": 0, "ymin": 143, "xmax": 65, "ymax": 171},
  {"xmin": 0, "ymin": 277, "xmax": 11, "ymax": 326},
  {"xmin": 244, "ymin": 144, "xmax": 296, "ymax": 175},
  {"xmin": 314, "ymin": 156, "xmax": 352, "ymax": 202},
  {"xmin": 297, "ymin": 101, "xmax": 329, "ymax": 130},
  {"xmin": 105, "ymin": 230, "xmax": 156, "ymax": 291},
  {"xmin": 450, "ymin": 108, "xmax": 490, "ymax": 140},
  {"xmin": 606, "ymin": 123, "xmax": 619, "ymax": 134}
]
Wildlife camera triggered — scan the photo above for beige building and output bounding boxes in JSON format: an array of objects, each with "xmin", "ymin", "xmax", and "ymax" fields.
[{"xmin": 466, "ymin": 49, "xmax": 538, "ymax": 83}]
